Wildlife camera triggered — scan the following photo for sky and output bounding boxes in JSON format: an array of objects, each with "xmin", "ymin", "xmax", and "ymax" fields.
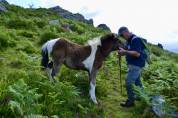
[{"xmin": 6, "ymin": 0, "xmax": 178, "ymax": 51}]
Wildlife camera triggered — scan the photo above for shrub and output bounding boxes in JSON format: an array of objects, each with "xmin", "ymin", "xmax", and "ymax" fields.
[
  {"xmin": 7, "ymin": 70, "xmax": 28, "ymax": 82},
  {"xmin": 19, "ymin": 31, "xmax": 34, "ymax": 38},
  {"xmin": 150, "ymin": 45, "xmax": 163, "ymax": 57},
  {"xmin": 9, "ymin": 60, "xmax": 24, "ymax": 69},
  {"xmin": 70, "ymin": 23, "xmax": 85, "ymax": 34},
  {"xmin": 8, "ymin": 30, "xmax": 18, "ymax": 40},
  {"xmin": 0, "ymin": 33, "xmax": 16, "ymax": 50},
  {"xmin": 6, "ymin": 19, "xmax": 34, "ymax": 29},
  {"xmin": 36, "ymin": 81, "xmax": 80, "ymax": 117},
  {"xmin": 133, "ymin": 85, "xmax": 178, "ymax": 118},
  {"xmin": 39, "ymin": 31, "xmax": 58, "ymax": 44},
  {"xmin": 8, "ymin": 79, "xmax": 42, "ymax": 117},
  {"xmin": 16, "ymin": 41, "xmax": 37, "ymax": 54},
  {"xmin": 49, "ymin": 25, "xmax": 65, "ymax": 33},
  {"xmin": 56, "ymin": 26, "xmax": 66, "ymax": 33},
  {"xmin": 0, "ymin": 33, "xmax": 9, "ymax": 49},
  {"xmin": 21, "ymin": 44, "xmax": 36, "ymax": 54},
  {"xmin": 142, "ymin": 60, "xmax": 178, "ymax": 108},
  {"xmin": 34, "ymin": 19, "xmax": 47, "ymax": 28}
]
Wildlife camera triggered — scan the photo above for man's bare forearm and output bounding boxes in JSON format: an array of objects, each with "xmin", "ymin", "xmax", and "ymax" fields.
[
  {"xmin": 125, "ymin": 50, "xmax": 140, "ymax": 58},
  {"xmin": 118, "ymin": 48, "xmax": 140, "ymax": 58}
]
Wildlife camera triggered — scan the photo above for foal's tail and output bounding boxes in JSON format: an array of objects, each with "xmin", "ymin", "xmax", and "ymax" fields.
[
  {"xmin": 41, "ymin": 38, "xmax": 59, "ymax": 70},
  {"xmin": 41, "ymin": 44, "xmax": 49, "ymax": 70}
]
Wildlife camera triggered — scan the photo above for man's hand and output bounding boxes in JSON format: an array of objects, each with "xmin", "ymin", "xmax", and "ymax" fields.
[
  {"xmin": 118, "ymin": 48, "xmax": 127, "ymax": 56},
  {"xmin": 118, "ymin": 48, "xmax": 140, "ymax": 58}
]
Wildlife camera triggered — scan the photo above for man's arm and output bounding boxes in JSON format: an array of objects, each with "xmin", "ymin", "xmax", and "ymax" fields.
[
  {"xmin": 118, "ymin": 37, "xmax": 142, "ymax": 58},
  {"xmin": 125, "ymin": 50, "xmax": 140, "ymax": 57},
  {"xmin": 118, "ymin": 48, "xmax": 140, "ymax": 58}
]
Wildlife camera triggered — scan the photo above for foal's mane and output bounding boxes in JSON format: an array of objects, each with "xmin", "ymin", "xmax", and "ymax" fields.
[
  {"xmin": 87, "ymin": 37, "xmax": 101, "ymax": 46},
  {"xmin": 85, "ymin": 34, "xmax": 116, "ymax": 47}
]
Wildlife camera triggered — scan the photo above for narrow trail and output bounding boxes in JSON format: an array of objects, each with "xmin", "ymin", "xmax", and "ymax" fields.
[{"xmin": 100, "ymin": 75, "xmax": 142, "ymax": 118}]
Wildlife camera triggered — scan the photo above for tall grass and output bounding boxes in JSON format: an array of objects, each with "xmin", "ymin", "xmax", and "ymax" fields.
[{"xmin": 0, "ymin": 2, "xmax": 177, "ymax": 118}]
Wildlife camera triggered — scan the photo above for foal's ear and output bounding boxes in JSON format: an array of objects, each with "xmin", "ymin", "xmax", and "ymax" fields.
[{"xmin": 111, "ymin": 33, "xmax": 117, "ymax": 38}]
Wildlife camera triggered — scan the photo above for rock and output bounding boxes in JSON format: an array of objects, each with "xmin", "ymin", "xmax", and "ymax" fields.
[
  {"xmin": 49, "ymin": 19, "xmax": 59, "ymax": 25},
  {"xmin": 61, "ymin": 24, "xmax": 71, "ymax": 31},
  {"xmin": 157, "ymin": 43, "xmax": 163, "ymax": 49},
  {"xmin": 0, "ymin": 0, "xmax": 8, "ymax": 11},
  {"xmin": 152, "ymin": 95, "xmax": 178, "ymax": 118},
  {"xmin": 88, "ymin": 19, "xmax": 94, "ymax": 25},
  {"xmin": 0, "ymin": 4, "xmax": 6, "ymax": 11},
  {"xmin": 152, "ymin": 95, "xmax": 166, "ymax": 117},
  {"xmin": 0, "ymin": 0, "xmax": 6, "ymax": 2},
  {"xmin": 97, "ymin": 24, "xmax": 111, "ymax": 32},
  {"xmin": 50, "ymin": 6, "xmax": 93, "ymax": 25},
  {"xmin": 0, "ymin": 0, "xmax": 8, "ymax": 4}
]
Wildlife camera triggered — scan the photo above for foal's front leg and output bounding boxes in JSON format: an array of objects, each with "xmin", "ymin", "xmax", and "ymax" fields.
[{"xmin": 89, "ymin": 69, "xmax": 98, "ymax": 104}]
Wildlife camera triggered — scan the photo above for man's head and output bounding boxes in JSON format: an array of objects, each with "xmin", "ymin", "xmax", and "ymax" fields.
[{"xmin": 118, "ymin": 27, "xmax": 132, "ymax": 40}]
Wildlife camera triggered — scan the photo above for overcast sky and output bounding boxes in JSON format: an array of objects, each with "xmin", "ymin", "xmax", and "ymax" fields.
[{"xmin": 6, "ymin": 0, "xmax": 178, "ymax": 49}]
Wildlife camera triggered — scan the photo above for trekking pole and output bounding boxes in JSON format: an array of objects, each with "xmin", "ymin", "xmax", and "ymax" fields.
[{"xmin": 118, "ymin": 54, "xmax": 123, "ymax": 95}]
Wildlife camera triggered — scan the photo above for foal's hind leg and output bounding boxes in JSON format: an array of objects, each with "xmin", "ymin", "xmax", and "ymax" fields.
[
  {"xmin": 51, "ymin": 59, "xmax": 63, "ymax": 82},
  {"xmin": 46, "ymin": 61, "xmax": 54, "ymax": 82}
]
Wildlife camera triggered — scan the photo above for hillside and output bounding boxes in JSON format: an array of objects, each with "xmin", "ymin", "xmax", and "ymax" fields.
[{"xmin": 0, "ymin": 2, "xmax": 178, "ymax": 118}]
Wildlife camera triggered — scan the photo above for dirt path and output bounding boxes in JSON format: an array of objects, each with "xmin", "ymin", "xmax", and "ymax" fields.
[{"xmin": 100, "ymin": 77, "xmax": 142, "ymax": 118}]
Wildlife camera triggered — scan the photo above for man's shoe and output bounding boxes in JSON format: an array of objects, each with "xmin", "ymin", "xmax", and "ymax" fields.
[{"xmin": 120, "ymin": 100, "xmax": 135, "ymax": 107}]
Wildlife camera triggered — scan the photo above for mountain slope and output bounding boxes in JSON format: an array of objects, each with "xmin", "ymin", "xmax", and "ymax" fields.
[
  {"xmin": 0, "ymin": 2, "xmax": 178, "ymax": 118},
  {"xmin": 50, "ymin": 6, "xmax": 93, "ymax": 25}
]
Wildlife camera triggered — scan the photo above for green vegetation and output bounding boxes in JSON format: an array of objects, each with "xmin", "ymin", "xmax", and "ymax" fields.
[
  {"xmin": 39, "ymin": 31, "xmax": 58, "ymax": 45},
  {"xmin": 0, "ymin": 4, "xmax": 177, "ymax": 118}
]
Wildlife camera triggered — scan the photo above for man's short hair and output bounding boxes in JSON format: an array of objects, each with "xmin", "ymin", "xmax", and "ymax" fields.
[{"xmin": 118, "ymin": 27, "xmax": 129, "ymax": 36}]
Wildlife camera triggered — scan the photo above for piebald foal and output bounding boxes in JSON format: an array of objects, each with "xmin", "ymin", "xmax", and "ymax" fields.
[{"xmin": 41, "ymin": 33, "xmax": 123, "ymax": 104}]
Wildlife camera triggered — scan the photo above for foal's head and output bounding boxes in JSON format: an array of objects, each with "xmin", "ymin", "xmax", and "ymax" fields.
[{"xmin": 100, "ymin": 33, "xmax": 123, "ymax": 56}]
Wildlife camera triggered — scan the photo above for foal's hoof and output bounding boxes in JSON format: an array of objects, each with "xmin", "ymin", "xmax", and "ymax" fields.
[
  {"xmin": 53, "ymin": 79, "xmax": 59, "ymax": 83},
  {"xmin": 91, "ymin": 98, "xmax": 98, "ymax": 104},
  {"xmin": 49, "ymin": 78, "xmax": 58, "ymax": 83}
]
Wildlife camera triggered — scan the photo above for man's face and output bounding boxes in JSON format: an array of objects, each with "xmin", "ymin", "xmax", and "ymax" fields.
[{"xmin": 121, "ymin": 31, "xmax": 130, "ymax": 40}]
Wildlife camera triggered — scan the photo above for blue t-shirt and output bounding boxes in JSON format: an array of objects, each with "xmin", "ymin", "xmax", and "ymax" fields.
[{"xmin": 126, "ymin": 35, "xmax": 145, "ymax": 67}]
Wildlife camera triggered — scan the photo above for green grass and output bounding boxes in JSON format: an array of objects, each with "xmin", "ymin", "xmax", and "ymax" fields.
[{"xmin": 0, "ymin": 3, "xmax": 177, "ymax": 118}]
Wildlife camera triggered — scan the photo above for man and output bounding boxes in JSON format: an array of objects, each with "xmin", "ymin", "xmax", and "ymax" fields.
[{"xmin": 118, "ymin": 27, "xmax": 146, "ymax": 107}]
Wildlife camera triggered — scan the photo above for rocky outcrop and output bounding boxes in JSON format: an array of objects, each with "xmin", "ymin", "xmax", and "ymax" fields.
[
  {"xmin": 0, "ymin": 4, "xmax": 6, "ymax": 11},
  {"xmin": 50, "ymin": 6, "xmax": 93, "ymax": 25},
  {"xmin": 0, "ymin": 0, "xmax": 8, "ymax": 4},
  {"xmin": 0, "ymin": 0, "xmax": 8, "ymax": 11},
  {"xmin": 0, "ymin": 4, "xmax": 7, "ymax": 11},
  {"xmin": 97, "ymin": 24, "xmax": 111, "ymax": 31},
  {"xmin": 49, "ymin": 19, "xmax": 60, "ymax": 25},
  {"xmin": 157, "ymin": 43, "xmax": 163, "ymax": 49}
]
